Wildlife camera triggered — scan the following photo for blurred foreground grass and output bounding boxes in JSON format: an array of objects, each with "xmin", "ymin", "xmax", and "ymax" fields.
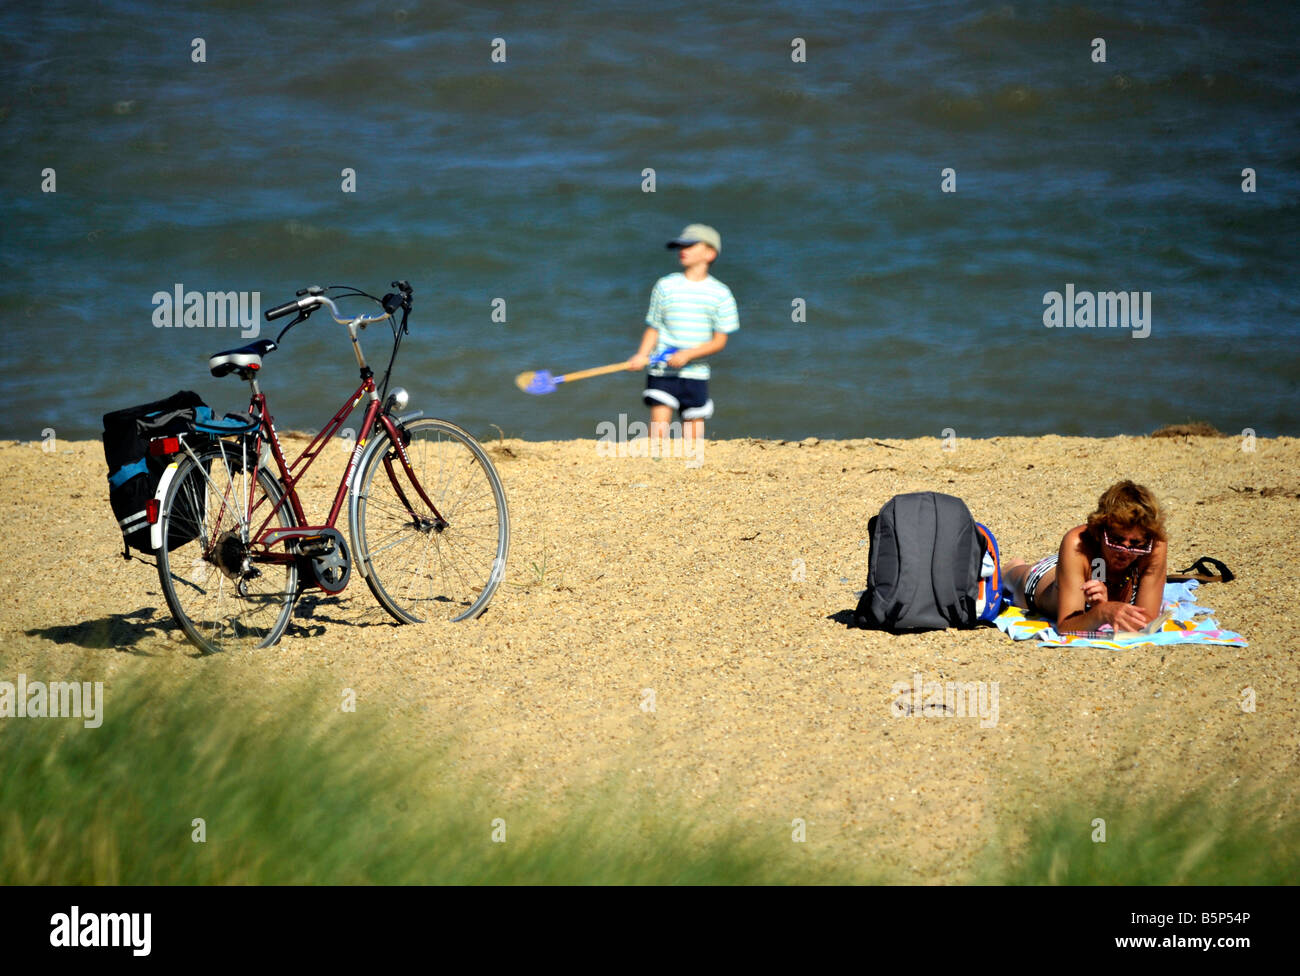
[
  {"xmin": 1, "ymin": 668, "xmax": 1294, "ymax": 884},
  {"xmin": 978, "ymin": 785, "xmax": 1300, "ymax": 885},
  {"xmin": 0, "ymin": 668, "xmax": 859, "ymax": 884}
]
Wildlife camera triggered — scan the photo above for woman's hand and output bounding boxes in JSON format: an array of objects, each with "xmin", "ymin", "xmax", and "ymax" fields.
[
  {"xmin": 1081, "ymin": 578, "xmax": 1107, "ymax": 605},
  {"xmin": 1104, "ymin": 601, "xmax": 1151, "ymax": 631}
]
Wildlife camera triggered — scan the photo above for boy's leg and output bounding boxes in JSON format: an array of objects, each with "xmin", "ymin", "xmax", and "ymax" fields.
[
  {"xmin": 643, "ymin": 375, "xmax": 680, "ymax": 457},
  {"xmin": 683, "ymin": 418, "xmax": 704, "ymax": 455},
  {"xmin": 649, "ymin": 404, "xmax": 673, "ymax": 456},
  {"xmin": 679, "ymin": 379, "xmax": 712, "ymax": 463}
]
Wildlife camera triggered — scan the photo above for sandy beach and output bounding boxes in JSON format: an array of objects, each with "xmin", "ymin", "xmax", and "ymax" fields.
[{"xmin": 2, "ymin": 432, "xmax": 1297, "ymax": 880}]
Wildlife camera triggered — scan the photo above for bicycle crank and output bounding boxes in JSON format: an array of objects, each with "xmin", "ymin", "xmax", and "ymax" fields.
[{"xmin": 293, "ymin": 527, "xmax": 352, "ymax": 594}]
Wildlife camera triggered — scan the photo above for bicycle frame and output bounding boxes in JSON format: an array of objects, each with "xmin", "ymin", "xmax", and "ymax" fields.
[{"xmin": 230, "ymin": 378, "xmax": 446, "ymax": 569}]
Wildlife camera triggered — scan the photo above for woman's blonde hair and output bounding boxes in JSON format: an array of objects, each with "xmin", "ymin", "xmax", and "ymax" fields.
[{"xmin": 1085, "ymin": 480, "xmax": 1167, "ymax": 542}]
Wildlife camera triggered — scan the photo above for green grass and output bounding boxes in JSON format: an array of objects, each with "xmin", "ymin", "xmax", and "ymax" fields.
[
  {"xmin": 979, "ymin": 787, "xmax": 1300, "ymax": 885},
  {"xmin": 0, "ymin": 669, "xmax": 858, "ymax": 884},
  {"xmin": 2, "ymin": 668, "xmax": 1295, "ymax": 884}
]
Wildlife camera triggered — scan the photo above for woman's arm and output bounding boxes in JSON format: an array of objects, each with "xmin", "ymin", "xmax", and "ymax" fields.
[
  {"xmin": 1055, "ymin": 528, "xmax": 1150, "ymax": 632},
  {"xmin": 1055, "ymin": 529, "xmax": 1107, "ymax": 631},
  {"xmin": 1134, "ymin": 540, "xmax": 1168, "ymax": 620}
]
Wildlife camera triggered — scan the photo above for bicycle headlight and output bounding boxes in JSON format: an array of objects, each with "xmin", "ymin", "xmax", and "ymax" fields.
[{"xmin": 385, "ymin": 387, "xmax": 410, "ymax": 414}]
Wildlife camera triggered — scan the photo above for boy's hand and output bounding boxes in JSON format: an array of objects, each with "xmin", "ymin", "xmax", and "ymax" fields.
[
  {"xmin": 666, "ymin": 350, "xmax": 691, "ymax": 368},
  {"xmin": 626, "ymin": 354, "xmax": 649, "ymax": 370}
]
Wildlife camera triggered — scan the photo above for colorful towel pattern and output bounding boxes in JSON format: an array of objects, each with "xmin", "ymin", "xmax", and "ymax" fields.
[{"xmin": 993, "ymin": 580, "xmax": 1247, "ymax": 649}]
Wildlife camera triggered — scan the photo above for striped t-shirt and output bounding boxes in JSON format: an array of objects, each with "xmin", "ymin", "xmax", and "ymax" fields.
[{"xmin": 644, "ymin": 273, "xmax": 739, "ymax": 380}]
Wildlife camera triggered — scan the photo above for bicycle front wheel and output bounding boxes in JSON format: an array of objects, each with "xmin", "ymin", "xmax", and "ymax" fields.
[
  {"xmin": 157, "ymin": 442, "xmax": 299, "ymax": 654},
  {"xmin": 352, "ymin": 418, "xmax": 509, "ymax": 623}
]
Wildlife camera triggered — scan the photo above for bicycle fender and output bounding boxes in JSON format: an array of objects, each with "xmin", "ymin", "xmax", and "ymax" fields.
[
  {"xmin": 347, "ymin": 433, "xmax": 392, "ymax": 581},
  {"xmin": 347, "ymin": 415, "xmax": 435, "ymax": 582},
  {"xmin": 149, "ymin": 461, "xmax": 183, "ymax": 551},
  {"xmin": 349, "ymin": 414, "xmax": 415, "ymax": 503}
]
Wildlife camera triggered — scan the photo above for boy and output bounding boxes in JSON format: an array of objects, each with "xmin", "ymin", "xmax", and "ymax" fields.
[{"xmin": 626, "ymin": 223, "xmax": 739, "ymax": 455}]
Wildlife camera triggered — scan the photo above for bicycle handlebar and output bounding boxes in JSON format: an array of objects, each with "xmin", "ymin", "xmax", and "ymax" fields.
[
  {"xmin": 264, "ymin": 283, "xmax": 411, "ymax": 328},
  {"xmin": 264, "ymin": 293, "xmax": 390, "ymax": 326},
  {"xmin": 265, "ymin": 298, "xmax": 306, "ymax": 321},
  {"xmin": 261, "ymin": 282, "xmax": 413, "ymax": 398}
]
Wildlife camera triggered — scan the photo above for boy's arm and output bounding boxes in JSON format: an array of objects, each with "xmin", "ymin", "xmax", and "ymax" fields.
[
  {"xmin": 629, "ymin": 282, "xmax": 665, "ymax": 370},
  {"xmin": 666, "ymin": 331, "xmax": 727, "ymax": 368},
  {"xmin": 626, "ymin": 326, "xmax": 658, "ymax": 370}
]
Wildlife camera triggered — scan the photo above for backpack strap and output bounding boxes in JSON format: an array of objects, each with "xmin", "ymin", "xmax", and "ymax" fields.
[
  {"xmin": 886, "ymin": 494, "xmax": 931, "ymax": 630},
  {"xmin": 930, "ymin": 494, "xmax": 978, "ymax": 627},
  {"xmin": 929, "ymin": 494, "xmax": 960, "ymax": 626}
]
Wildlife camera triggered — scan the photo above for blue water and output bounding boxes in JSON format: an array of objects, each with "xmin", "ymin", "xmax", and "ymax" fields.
[{"xmin": 2, "ymin": 0, "xmax": 1298, "ymax": 442}]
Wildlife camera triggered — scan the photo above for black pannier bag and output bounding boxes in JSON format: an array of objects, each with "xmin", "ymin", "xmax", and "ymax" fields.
[
  {"xmin": 102, "ymin": 390, "xmax": 207, "ymax": 555},
  {"xmin": 853, "ymin": 491, "xmax": 999, "ymax": 632}
]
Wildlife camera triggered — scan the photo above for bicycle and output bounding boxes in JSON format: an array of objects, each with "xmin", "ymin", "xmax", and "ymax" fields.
[{"xmin": 149, "ymin": 281, "xmax": 510, "ymax": 655}]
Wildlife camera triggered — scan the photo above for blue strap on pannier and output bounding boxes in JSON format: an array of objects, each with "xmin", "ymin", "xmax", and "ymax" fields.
[
  {"xmin": 106, "ymin": 407, "xmax": 256, "ymax": 489},
  {"xmin": 193, "ymin": 406, "xmax": 260, "ymax": 437},
  {"xmin": 108, "ymin": 457, "xmax": 149, "ymax": 489}
]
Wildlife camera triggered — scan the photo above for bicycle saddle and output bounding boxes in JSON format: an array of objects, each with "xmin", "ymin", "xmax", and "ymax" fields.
[{"xmin": 209, "ymin": 339, "xmax": 278, "ymax": 377}]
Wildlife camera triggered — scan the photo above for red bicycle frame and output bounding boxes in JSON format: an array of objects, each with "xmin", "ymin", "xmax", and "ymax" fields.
[{"xmin": 217, "ymin": 373, "xmax": 446, "ymax": 570}]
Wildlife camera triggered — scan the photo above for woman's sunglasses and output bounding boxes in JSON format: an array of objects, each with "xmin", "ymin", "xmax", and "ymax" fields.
[{"xmin": 1103, "ymin": 528, "xmax": 1153, "ymax": 555}]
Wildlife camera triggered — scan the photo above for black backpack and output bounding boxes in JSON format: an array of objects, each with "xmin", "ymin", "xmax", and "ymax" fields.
[
  {"xmin": 102, "ymin": 390, "xmax": 207, "ymax": 555},
  {"xmin": 853, "ymin": 491, "xmax": 1003, "ymax": 632}
]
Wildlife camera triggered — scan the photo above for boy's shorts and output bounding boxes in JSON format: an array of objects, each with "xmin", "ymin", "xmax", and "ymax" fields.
[{"xmin": 643, "ymin": 374, "xmax": 714, "ymax": 420}]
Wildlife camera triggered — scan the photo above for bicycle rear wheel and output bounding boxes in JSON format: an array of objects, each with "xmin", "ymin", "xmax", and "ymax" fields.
[
  {"xmin": 157, "ymin": 441, "xmax": 299, "ymax": 654},
  {"xmin": 352, "ymin": 418, "xmax": 509, "ymax": 623}
]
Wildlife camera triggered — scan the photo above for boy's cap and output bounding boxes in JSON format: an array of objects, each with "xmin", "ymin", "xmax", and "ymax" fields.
[{"xmin": 666, "ymin": 223, "xmax": 721, "ymax": 254}]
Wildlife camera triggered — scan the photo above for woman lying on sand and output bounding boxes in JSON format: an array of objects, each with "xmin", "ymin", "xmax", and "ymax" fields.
[{"xmin": 1004, "ymin": 480, "xmax": 1168, "ymax": 633}]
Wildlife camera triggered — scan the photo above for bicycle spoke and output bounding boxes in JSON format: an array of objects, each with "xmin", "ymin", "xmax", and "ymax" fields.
[
  {"xmin": 158, "ymin": 446, "xmax": 297, "ymax": 654},
  {"xmin": 365, "ymin": 529, "xmax": 422, "ymax": 559},
  {"xmin": 356, "ymin": 419, "xmax": 507, "ymax": 623}
]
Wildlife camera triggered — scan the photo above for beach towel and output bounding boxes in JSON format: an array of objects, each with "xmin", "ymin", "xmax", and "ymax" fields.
[{"xmin": 993, "ymin": 580, "xmax": 1247, "ymax": 649}]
